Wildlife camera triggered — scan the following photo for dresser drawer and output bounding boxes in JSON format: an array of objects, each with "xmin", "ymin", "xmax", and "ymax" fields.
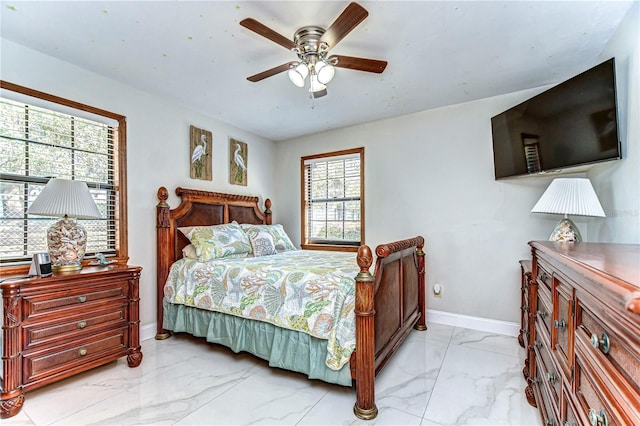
[
  {"xmin": 24, "ymin": 282, "xmax": 127, "ymax": 319},
  {"xmin": 535, "ymin": 337, "xmax": 561, "ymax": 408},
  {"xmin": 23, "ymin": 328, "xmax": 128, "ymax": 384},
  {"xmin": 536, "ymin": 288, "xmax": 553, "ymax": 344},
  {"xmin": 536, "ymin": 259, "xmax": 553, "ymax": 294},
  {"xmin": 576, "ymin": 298, "xmax": 640, "ymax": 393},
  {"xmin": 574, "ymin": 350, "xmax": 621, "ymax": 426},
  {"xmin": 23, "ymin": 304, "xmax": 127, "ymax": 350},
  {"xmin": 533, "ymin": 355, "xmax": 558, "ymax": 426},
  {"xmin": 553, "ymin": 278, "xmax": 572, "ymax": 374}
]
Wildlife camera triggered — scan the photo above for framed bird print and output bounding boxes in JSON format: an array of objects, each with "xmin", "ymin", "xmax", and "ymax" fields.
[
  {"xmin": 190, "ymin": 125, "xmax": 212, "ymax": 180},
  {"xmin": 230, "ymin": 138, "xmax": 247, "ymax": 186}
]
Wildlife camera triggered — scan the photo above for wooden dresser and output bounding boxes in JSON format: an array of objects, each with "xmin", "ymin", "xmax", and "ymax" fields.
[
  {"xmin": 1, "ymin": 265, "xmax": 142, "ymax": 418},
  {"xmin": 522, "ymin": 242, "xmax": 640, "ymax": 426}
]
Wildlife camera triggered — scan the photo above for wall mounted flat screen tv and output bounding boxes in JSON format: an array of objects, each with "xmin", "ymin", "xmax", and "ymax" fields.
[{"xmin": 491, "ymin": 58, "xmax": 621, "ymax": 180}]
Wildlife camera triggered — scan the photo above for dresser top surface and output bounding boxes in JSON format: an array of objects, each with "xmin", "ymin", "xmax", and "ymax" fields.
[{"xmin": 529, "ymin": 241, "xmax": 639, "ymax": 288}]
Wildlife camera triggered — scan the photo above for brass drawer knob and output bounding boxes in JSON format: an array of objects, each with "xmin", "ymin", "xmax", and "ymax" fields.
[
  {"xmin": 590, "ymin": 333, "xmax": 611, "ymax": 354},
  {"xmin": 77, "ymin": 295, "xmax": 87, "ymax": 303},
  {"xmin": 589, "ymin": 408, "xmax": 608, "ymax": 426},
  {"xmin": 77, "ymin": 320, "xmax": 87, "ymax": 329},
  {"xmin": 554, "ymin": 319, "xmax": 566, "ymax": 331},
  {"xmin": 78, "ymin": 348, "xmax": 88, "ymax": 356}
]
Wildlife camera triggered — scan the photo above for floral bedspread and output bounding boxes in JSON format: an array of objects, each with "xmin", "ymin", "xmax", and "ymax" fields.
[{"xmin": 164, "ymin": 250, "xmax": 359, "ymax": 370}]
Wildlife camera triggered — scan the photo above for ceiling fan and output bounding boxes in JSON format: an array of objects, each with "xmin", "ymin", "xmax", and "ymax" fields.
[{"xmin": 240, "ymin": 2, "xmax": 387, "ymax": 98}]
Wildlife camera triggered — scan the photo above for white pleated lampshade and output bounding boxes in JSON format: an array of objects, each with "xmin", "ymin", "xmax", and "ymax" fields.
[
  {"xmin": 531, "ymin": 178, "xmax": 605, "ymax": 217},
  {"xmin": 28, "ymin": 178, "xmax": 102, "ymax": 219}
]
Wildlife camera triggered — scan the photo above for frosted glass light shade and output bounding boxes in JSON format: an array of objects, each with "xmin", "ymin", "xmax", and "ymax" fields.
[
  {"xmin": 315, "ymin": 60, "xmax": 335, "ymax": 84},
  {"xmin": 28, "ymin": 178, "xmax": 101, "ymax": 272},
  {"xmin": 288, "ymin": 62, "xmax": 309, "ymax": 88},
  {"xmin": 28, "ymin": 178, "xmax": 101, "ymax": 219},
  {"xmin": 531, "ymin": 178, "xmax": 605, "ymax": 217}
]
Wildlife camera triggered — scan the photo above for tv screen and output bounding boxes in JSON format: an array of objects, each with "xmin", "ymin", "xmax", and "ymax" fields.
[{"xmin": 491, "ymin": 58, "xmax": 621, "ymax": 180}]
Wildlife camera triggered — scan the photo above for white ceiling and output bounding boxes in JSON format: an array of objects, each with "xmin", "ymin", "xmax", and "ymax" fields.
[{"xmin": 1, "ymin": 1, "xmax": 634, "ymax": 141}]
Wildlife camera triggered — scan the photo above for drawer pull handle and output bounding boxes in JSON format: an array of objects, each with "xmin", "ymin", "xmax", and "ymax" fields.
[
  {"xmin": 590, "ymin": 333, "xmax": 610, "ymax": 354},
  {"xmin": 546, "ymin": 371, "xmax": 557, "ymax": 385},
  {"xmin": 521, "ymin": 306, "xmax": 529, "ymax": 313},
  {"xmin": 545, "ymin": 418, "xmax": 555, "ymax": 426},
  {"xmin": 537, "ymin": 310, "xmax": 547, "ymax": 319},
  {"xmin": 554, "ymin": 319, "xmax": 566, "ymax": 331},
  {"xmin": 539, "ymin": 272, "xmax": 548, "ymax": 282},
  {"xmin": 589, "ymin": 408, "xmax": 608, "ymax": 426},
  {"xmin": 78, "ymin": 348, "xmax": 88, "ymax": 356},
  {"xmin": 534, "ymin": 340, "xmax": 543, "ymax": 349},
  {"xmin": 77, "ymin": 320, "xmax": 87, "ymax": 329},
  {"xmin": 77, "ymin": 295, "xmax": 87, "ymax": 303}
]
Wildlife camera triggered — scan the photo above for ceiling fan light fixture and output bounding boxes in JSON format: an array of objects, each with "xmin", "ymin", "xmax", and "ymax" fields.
[
  {"xmin": 315, "ymin": 60, "xmax": 335, "ymax": 84},
  {"xmin": 309, "ymin": 74, "xmax": 327, "ymax": 98},
  {"xmin": 288, "ymin": 62, "xmax": 309, "ymax": 87}
]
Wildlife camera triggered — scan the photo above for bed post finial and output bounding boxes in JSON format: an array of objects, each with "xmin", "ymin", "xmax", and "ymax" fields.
[
  {"xmin": 415, "ymin": 237, "xmax": 427, "ymax": 331},
  {"xmin": 264, "ymin": 198, "xmax": 272, "ymax": 225},
  {"xmin": 156, "ymin": 187, "xmax": 172, "ymax": 340},
  {"xmin": 354, "ymin": 244, "xmax": 378, "ymax": 420}
]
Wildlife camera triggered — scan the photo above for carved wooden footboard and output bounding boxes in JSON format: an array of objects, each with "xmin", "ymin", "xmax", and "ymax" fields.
[
  {"xmin": 155, "ymin": 187, "xmax": 426, "ymax": 420},
  {"xmin": 353, "ymin": 237, "xmax": 426, "ymax": 419}
]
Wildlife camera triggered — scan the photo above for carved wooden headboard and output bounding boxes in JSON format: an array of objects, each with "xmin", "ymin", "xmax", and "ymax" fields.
[{"xmin": 155, "ymin": 186, "xmax": 271, "ymax": 337}]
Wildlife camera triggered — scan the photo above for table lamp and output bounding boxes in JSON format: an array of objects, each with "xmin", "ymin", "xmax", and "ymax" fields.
[
  {"xmin": 531, "ymin": 178, "xmax": 605, "ymax": 242},
  {"xmin": 27, "ymin": 178, "xmax": 102, "ymax": 272}
]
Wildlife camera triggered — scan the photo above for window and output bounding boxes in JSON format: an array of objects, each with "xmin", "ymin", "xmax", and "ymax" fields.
[
  {"xmin": 0, "ymin": 81, "xmax": 128, "ymax": 270},
  {"xmin": 301, "ymin": 147, "xmax": 364, "ymax": 251}
]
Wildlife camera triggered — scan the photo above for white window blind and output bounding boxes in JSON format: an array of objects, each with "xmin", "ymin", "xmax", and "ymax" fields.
[
  {"xmin": 303, "ymin": 150, "xmax": 363, "ymax": 246},
  {"xmin": 0, "ymin": 97, "xmax": 118, "ymax": 264}
]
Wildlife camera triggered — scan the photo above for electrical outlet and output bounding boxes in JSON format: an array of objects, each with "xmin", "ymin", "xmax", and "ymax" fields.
[{"xmin": 433, "ymin": 283, "xmax": 443, "ymax": 298}]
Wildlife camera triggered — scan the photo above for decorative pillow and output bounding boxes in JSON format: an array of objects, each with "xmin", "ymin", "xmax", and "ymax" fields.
[
  {"xmin": 182, "ymin": 244, "xmax": 198, "ymax": 260},
  {"xmin": 241, "ymin": 224, "xmax": 296, "ymax": 252},
  {"xmin": 180, "ymin": 223, "xmax": 251, "ymax": 262},
  {"xmin": 246, "ymin": 228, "xmax": 277, "ymax": 257}
]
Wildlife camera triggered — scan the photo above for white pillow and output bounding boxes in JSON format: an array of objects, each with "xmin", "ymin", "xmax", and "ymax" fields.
[
  {"xmin": 246, "ymin": 228, "xmax": 277, "ymax": 257},
  {"xmin": 241, "ymin": 224, "xmax": 296, "ymax": 252}
]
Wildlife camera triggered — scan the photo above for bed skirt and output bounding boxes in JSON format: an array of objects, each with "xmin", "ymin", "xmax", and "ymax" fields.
[{"xmin": 163, "ymin": 300, "xmax": 353, "ymax": 386}]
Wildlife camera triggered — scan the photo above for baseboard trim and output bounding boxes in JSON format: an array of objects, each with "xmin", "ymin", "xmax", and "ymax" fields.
[
  {"xmin": 141, "ymin": 323, "xmax": 157, "ymax": 341},
  {"xmin": 143, "ymin": 310, "xmax": 519, "ymax": 341},
  {"xmin": 426, "ymin": 309, "xmax": 519, "ymax": 337}
]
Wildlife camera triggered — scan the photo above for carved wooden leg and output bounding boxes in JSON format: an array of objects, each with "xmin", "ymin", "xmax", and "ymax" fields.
[
  {"xmin": 127, "ymin": 351, "xmax": 143, "ymax": 368},
  {"xmin": 2, "ymin": 284, "xmax": 24, "ymax": 419},
  {"xmin": 353, "ymin": 245, "xmax": 378, "ymax": 420},
  {"xmin": 1, "ymin": 394, "xmax": 25, "ymax": 419}
]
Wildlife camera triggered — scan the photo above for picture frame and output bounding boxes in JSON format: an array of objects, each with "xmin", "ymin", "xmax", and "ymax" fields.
[
  {"xmin": 190, "ymin": 125, "xmax": 212, "ymax": 180},
  {"xmin": 229, "ymin": 138, "xmax": 247, "ymax": 186}
]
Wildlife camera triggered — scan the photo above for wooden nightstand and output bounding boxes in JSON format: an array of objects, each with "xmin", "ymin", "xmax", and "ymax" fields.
[{"xmin": 1, "ymin": 265, "xmax": 142, "ymax": 418}]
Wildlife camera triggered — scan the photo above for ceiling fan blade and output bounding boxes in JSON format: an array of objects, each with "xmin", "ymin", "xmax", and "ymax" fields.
[
  {"xmin": 330, "ymin": 55, "xmax": 387, "ymax": 73},
  {"xmin": 240, "ymin": 18, "xmax": 300, "ymax": 51},
  {"xmin": 247, "ymin": 62, "xmax": 297, "ymax": 82},
  {"xmin": 319, "ymin": 2, "xmax": 368, "ymax": 50}
]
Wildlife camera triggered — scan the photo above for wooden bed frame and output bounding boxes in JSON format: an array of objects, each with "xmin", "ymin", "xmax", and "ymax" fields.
[{"xmin": 155, "ymin": 186, "xmax": 426, "ymax": 419}]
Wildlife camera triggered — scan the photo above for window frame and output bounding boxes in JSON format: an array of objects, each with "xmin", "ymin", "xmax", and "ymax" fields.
[
  {"xmin": 300, "ymin": 147, "xmax": 364, "ymax": 252},
  {"xmin": 0, "ymin": 81, "xmax": 129, "ymax": 274}
]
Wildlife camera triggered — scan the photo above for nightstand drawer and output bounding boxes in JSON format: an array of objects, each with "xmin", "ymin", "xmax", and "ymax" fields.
[
  {"xmin": 24, "ymin": 282, "xmax": 127, "ymax": 318},
  {"xmin": 23, "ymin": 328, "xmax": 128, "ymax": 384},
  {"xmin": 23, "ymin": 305, "xmax": 127, "ymax": 350}
]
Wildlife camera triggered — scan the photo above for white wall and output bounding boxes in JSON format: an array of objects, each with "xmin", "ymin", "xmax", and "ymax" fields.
[
  {"xmin": 589, "ymin": 2, "xmax": 639, "ymax": 243},
  {"xmin": 1, "ymin": 39, "xmax": 276, "ymax": 338},
  {"xmin": 274, "ymin": 4, "xmax": 640, "ymax": 323}
]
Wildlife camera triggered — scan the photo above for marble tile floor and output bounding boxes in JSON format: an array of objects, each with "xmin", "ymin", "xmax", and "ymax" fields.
[{"xmin": 5, "ymin": 324, "xmax": 541, "ymax": 425}]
